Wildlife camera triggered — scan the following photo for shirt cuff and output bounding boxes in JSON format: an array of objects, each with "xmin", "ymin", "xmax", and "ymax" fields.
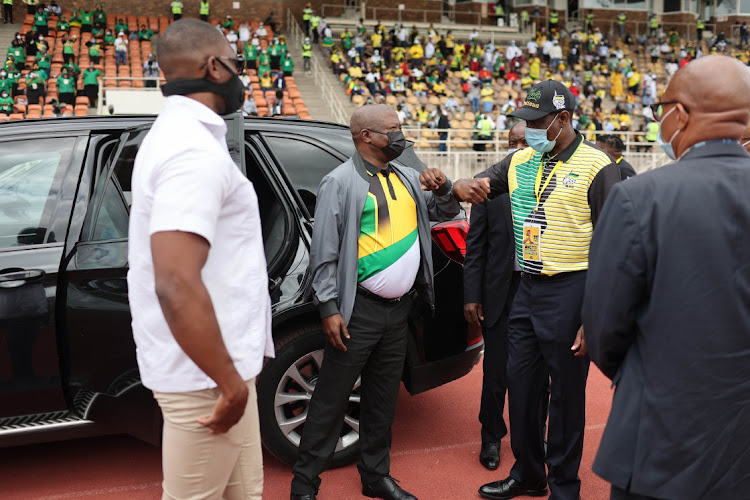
[
  {"xmin": 434, "ymin": 178, "xmax": 454, "ymax": 199},
  {"xmin": 318, "ymin": 299, "xmax": 340, "ymax": 319}
]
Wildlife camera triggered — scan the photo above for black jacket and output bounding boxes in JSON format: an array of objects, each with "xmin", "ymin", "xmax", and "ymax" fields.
[
  {"xmin": 582, "ymin": 141, "xmax": 750, "ymax": 499},
  {"xmin": 463, "ymin": 193, "xmax": 515, "ymax": 327}
]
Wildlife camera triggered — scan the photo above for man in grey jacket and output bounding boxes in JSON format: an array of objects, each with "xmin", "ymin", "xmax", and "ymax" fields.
[{"xmin": 290, "ymin": 105, "xmax": 488, "ymax": 500}]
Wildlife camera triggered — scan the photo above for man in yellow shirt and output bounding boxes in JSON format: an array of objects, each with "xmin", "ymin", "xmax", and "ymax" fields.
[
  {"xmin": 480, "ymin": 82, "xmax": 495, "ymax": 113},
  {"xmin": 409, "ymin": 41, "xmax": 424, "ymax": 66}
]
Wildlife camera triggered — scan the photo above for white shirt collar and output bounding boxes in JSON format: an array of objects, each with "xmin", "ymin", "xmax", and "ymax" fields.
[{"xmin": 164, "ymin": 95, "xmax": 227, "ymax": 140}]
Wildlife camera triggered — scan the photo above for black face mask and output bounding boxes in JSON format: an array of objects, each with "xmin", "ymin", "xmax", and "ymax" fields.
[
  {"xmin": 161, "ymin": 59, "xmax": 245, "ymax": 115},
  {"xmin": 373, "ymin": 130, "xmax": 406, "ymax": 161}
]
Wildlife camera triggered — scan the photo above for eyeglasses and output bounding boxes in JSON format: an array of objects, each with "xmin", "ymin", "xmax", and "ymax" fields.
[
  {"xmin": 650, "ymin": 101, "xmax": 689, "ymax": 122},
  {"xmin": 202, "ymin": 55, "xmax": 246, "ymax": 74}
]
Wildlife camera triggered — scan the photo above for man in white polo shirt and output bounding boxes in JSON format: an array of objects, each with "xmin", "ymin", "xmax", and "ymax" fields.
[{"xmin": 127, "ymin": 19, "xmax": 273, "ymax": 500}]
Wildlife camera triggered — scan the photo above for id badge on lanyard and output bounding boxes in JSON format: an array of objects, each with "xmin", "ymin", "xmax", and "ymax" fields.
[{"xmin": 523, "ymin": 158, "xmax": 562, "ymax": 262}]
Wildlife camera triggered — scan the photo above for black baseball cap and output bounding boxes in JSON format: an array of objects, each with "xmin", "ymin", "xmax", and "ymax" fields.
[{"xmin": 511, "ymin": 80, "xmax": 576, "ymax": 121}]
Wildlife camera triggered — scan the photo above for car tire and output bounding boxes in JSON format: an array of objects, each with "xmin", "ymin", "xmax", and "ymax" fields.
[{"xmin": 258, "ymin": 324, "xmax": 361, "ymax": 468}]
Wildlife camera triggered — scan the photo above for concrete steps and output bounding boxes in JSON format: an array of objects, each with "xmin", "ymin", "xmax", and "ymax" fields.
[{"xmin": 0, "ymin": 23, "xmax": 19, "ymax": 61}]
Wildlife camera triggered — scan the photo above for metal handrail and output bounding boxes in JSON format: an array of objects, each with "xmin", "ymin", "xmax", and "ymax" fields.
[{"xmin": 403, "ymin": 127, "xmax": 658, "ymax": 155}]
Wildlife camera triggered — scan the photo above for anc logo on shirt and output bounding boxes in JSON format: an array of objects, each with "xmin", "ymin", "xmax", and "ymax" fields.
[{"xmin": 563, "ymin": 172, "xmax": 579, "ymax": 187}]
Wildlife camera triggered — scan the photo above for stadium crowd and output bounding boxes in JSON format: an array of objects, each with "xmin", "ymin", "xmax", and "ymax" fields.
[
  {"xmin": 303, "ymin": 12, "xmax": 750, "ymax": 150},
  {"xmin": 1, "ymin": 2, "xmax": 307, "ymax": 120}
]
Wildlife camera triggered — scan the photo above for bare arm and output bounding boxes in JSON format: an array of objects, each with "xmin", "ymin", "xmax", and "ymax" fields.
[{"xmin": 152, "ymin": 230, "xmax": 248, "ymax": 433}]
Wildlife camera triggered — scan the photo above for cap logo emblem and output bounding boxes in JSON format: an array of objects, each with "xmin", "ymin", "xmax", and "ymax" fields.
[
  {"xmin": 553, "ymin": 90, "xmax": 566, "ymax": 110},
  {"xmin": 527, "ymin": 88, "xmax": 542, "ymax": 102}
]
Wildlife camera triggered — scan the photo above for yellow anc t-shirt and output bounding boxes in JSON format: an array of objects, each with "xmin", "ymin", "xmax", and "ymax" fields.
[{"xmin": 357, "ymin": 163, "xmax": 420, "ymax": 298}]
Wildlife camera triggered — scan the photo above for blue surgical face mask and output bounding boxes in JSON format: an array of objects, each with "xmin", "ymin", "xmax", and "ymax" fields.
[
  {"xmin": 657, "ymin": 106, "xmax": 680, "ymax": 160},
  {"xmin": 525, "ymin": 113, "xmax": 563, "ymax": 153}
]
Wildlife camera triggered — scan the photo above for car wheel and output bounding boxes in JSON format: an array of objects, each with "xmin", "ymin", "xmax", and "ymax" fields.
[{"xmin": 258, "ymin": 324, "xmax": 361, "ymax": 467}]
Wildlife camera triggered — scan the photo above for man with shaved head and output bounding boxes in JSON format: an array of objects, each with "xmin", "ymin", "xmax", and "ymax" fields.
[
  {"xmin": 290, "ymin": 104, "xmax": 485, "ymax": 500},
  {"xmin": 128, "ymin": 19, "xmax": 270, "ymax": 500},
  {"xmin": 583, "ymin": 55, "xmax": 750, "ymax": 499}
]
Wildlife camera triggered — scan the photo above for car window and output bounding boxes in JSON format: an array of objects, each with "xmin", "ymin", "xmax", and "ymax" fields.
[
  {"xmin": 0, "ymin": 138, "xmax": 74, "ymax": 249},
  {"xmin": 264, "ymin": 136, "xmax": 344, "ymax": 215},
  {"xmin": 91, "ymin": 176, "xmax": 129, "ymax": 241}
]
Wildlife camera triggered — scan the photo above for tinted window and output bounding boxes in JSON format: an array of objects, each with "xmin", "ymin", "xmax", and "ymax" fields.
[
  {"xmin": 92, "ymin": 177, "xmax": 129, "ymax": 241},
  {"xmin": 0, "ymin": 138, "xmax": 74, "ymax": 249},
  {"xmin": 265, "ymin": 136, "xmax": 345, "ymax": 216}
]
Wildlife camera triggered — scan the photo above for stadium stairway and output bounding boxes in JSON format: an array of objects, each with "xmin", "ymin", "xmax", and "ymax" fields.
[
  {"xmin": 0, "ymin": 23, "xmax": 17, "ymax": 61},
  {"xmin": 286, "ymin": 37, "xmax": 352, "ymax": 124}
]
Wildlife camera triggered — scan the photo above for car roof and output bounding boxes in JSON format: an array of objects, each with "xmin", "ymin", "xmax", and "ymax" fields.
[{"xmin": 0, "ymin": 115, "xmax": 349, "ymax": 136}]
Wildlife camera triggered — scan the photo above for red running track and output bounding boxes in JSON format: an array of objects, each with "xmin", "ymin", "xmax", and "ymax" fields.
[{"xmin": 2, "ymin": 363, "xmax": 614, "ymax": 500}]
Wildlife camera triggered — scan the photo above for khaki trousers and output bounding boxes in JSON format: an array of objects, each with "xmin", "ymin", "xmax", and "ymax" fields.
[{"xmin": 153, "ymin": 378, "xmax": 263, "ymax": 500}]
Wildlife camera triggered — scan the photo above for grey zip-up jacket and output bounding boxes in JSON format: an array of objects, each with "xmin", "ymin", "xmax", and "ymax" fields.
[{"xmin": 311, "ymin": 151, "xmax": 461, "ymax": 325}]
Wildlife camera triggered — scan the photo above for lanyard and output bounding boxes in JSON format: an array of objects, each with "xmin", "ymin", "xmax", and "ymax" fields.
[{"xmin": 534, "ymin": 157, "xmax": 563, "ymax": 203}]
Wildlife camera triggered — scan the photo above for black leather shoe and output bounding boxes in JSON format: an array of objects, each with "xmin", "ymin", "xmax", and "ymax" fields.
[
  {"xmin": 479, "ymin": 442, "xmax": 500, "ymax": 470},
  {"xmin": 362, "ymin": 475, "xmax": 418, "ymax": 500},
  {"xmin": 290, "ymin": 494, "xmax": 316, "ymax": 500},
  {"xmin": 478, "ymin": 477, "xmax": 548, "ymax": 499}
]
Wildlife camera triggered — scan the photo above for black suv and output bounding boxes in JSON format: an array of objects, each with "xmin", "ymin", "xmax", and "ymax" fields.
[{"xmin": 0, "ymin": 115, "xmax": 481, "ymax": 467}]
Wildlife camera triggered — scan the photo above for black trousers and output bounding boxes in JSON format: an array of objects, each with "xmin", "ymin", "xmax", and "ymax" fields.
[
  {"xmin": 291, "ymin": 291, "xmax": 412, "ymax": 495},
  {"xmin": 611, "ymin": 485, "xmax": 663, "ymax": 500},
  {"xmin": 3, "ymin": 4, "xmax": 12, "ymax": 23},
  {"xmin": 507, "ymin": 271, "xmax": 589, "ymax": 500},
  {"xmin": 479, "ymin": 271, "xmax": 521, "ymax": 444}
]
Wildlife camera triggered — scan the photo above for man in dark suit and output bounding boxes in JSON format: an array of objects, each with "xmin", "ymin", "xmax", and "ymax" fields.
[
  {"xmin": 464, "ymin": 122, "xmax": 528, "ymax": 470},
  {"xmin": 596, "ymin": 134, "xmax": 636, "ymax": 179},
  {"xmin": 583, "ymin": 55, "xmax": 750, "ymax": 500}
]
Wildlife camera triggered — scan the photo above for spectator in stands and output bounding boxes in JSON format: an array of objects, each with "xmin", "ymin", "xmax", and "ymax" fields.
[
  {"xmin": 115, "ymin": 33, "xmax": 128, "ymax": 70},
  {"xmin": 80, "ymin": 7, "xmax": 93, "ymax": 33},
  {"xmin": 270, "ymin": 38, "xmax": 283, "ymax": 70},
  {"xmin": 245, "ymin": 40, "xmax": 258, "ymax": 70},
  {"xmin": 34, "ymin": 46, "xmax": 50, "ymax": 78},
  {"xmin": 237, "ymin": 21, "xmax": 250, "ymax": 49},
  {"xmin": 468, "ymin": 82, "xmax": 481, "ymax": 114},
  {"xmin": 480, "ymin": 82, "xmax": 494, "ymax": 113},
  {"xmin": 62, "ymin": 58, "xmax": 80, "ymax": 81},
  {"xmin": 115, "ymin": 18, "xmax": 128, "ymax": 35},
  {"xmin": 409, "ymin": 40, "xmax": 424, "ymax": 67},
  {"xmin": 270, "ymin": 89, "xmax": 283, "ymax": 116},
  {"xmin": 273, "ymin": 72, "xmax": 286, "ymax": 90},
  {"xmin": 46, "ymin": 0, "xmax": 61, "ymax": 16},
  {"xmin": 281, "ymin": 53, "xmax": 294, "ymax": 77},
  {"xmin": 260, "ymin": 71, "xmax": 273, "ymax": 92},
  {"xmin": 24, "ymin": 67, "xmax": 45, "ymax": 105},
  {"xmin": 322, "ymin": 29, "xmax": 334, "ymax": 58},
  {"xmin": 264, "ymin": 11, "xmax": 277, "ymax": 34},
  {"xmin": 258, "ymin": 49, "xmax": 270, "ymax": 78},
  {"xmin": 23, "ymin": 0, "xmax": 37, "ymax": 16},
  {"xmin": 82, "ymin": 61, "xmax": 101, "ymax": 107},
  {"xmin": 93, "ymin": 3, "xmax": 106, "ymax": 29},
  {"xmin": 69, "ymin": 7, "xmax": 81, "ymax": 28},
  {"xmin": 0, "ymin": 69, "xmax": 11, "ymax": 95},
  {"xmin": 139, "ymin": 25, "xmax": 154, "ymax": 41},
  {"xmin": 8, "ymin": 39, "xmax": 25, "ymax": 71},
  {"xmin": 86, "ymin": 37, "xmax": 102, "ymax": 64},
  {"xmin": 143, "ymin": 53, "xmax": 160, "ymax": 88},
  {"xmin": 226, "ymin": 28, "xmax": 238, "ymax": 46},
  {"xmin": 256, "ymin": 22, "xmax": 267, "ymax": 38},
  {"xmin": 33, "ymin": 6, "xmax": 47, "ymax": 36},
  {"xmin": 740, "ymin": 22, "xmax": 749, "ymax": 47},
  {"xmin": 437, "ymin": 105, "xmax": 450, "ymax": 152},
  {"xmin": 0, "ymin": 89, "xmax": 13, "ymax": 115},
  {"xmin": 242, "ymin": 93, "xmax": 257, "ymax": 116},
  {"xmin": 56, "ymin": 67, "xmax": 75, "ymax": 105}
]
